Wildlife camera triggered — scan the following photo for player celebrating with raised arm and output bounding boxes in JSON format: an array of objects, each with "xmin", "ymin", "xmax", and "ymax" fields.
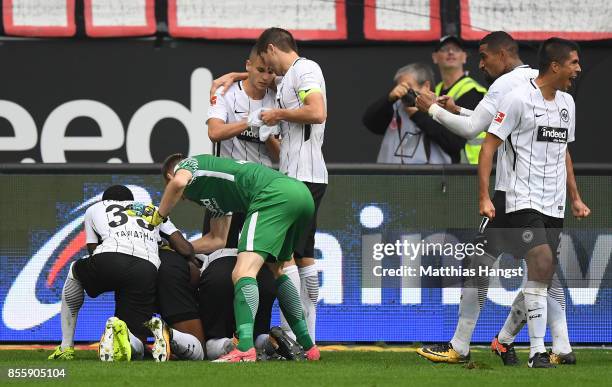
[
  {"xmin": 152, "ymin": 154, "xmax": 320, "ymax": 362},
  {"xmin": 479, "ymin": 38, "xmax": 587, "ymax": 368},
  {"xmin": 416, "ymin": 32, "xmax": 584, "ymax": 366}
]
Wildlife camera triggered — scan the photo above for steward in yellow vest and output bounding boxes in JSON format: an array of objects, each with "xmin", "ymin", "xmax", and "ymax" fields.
[{"xmin": 435, "ymin": 76, "xmax": 487, "ymax": 164}]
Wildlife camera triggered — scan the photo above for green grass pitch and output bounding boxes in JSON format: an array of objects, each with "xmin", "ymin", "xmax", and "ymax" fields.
[{"xmin": 1, "ymin": 348, "xmax": 611, "ymax": 386}]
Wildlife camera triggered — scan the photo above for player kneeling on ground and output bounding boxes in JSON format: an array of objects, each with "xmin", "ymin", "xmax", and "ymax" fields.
[{"xmin": 48, "ymin": 186, "xmax": 173, "ymax": 361}]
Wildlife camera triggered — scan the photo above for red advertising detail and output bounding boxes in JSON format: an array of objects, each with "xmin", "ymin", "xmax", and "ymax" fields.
[{"xmin": 363, "ymin": 0, "xmax": 441, "ymax": 41}]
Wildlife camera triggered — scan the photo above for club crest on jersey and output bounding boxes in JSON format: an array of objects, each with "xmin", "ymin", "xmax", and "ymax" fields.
[
  {"xmin": 560, "ymin": 108, "xmax": 569, "ymax": 122},
  {"xmin": 537, "ymin": 126, "xmax": 567, "ymax": 143},
  {"xmin": 210, "ymin": 95, "xmax": 217, "ymax": 106},
  {"xmin": 494, "ymin": 111, "xmax": 505, "ymax": 124}
]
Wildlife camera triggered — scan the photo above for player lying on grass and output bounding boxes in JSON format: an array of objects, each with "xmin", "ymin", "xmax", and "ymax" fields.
[
  {"xmin": 196, "ymin": 246, "xmax": 304, "ymax": 361},
  {"xmin": 150, "ymin": 153, "xmax": 319, "ymax": 362},
  {"xmin": 48, "ymin": 185, "xmax": 192, "ymax": 361},
  {"xmin": 415, "ymin": 31, "xmax": 586, "ymax": 366}
]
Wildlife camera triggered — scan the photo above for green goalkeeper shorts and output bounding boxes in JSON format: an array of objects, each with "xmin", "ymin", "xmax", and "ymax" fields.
[{"xmin": 238, "ymin": 177, "xmax": 315, "ymax": 262}]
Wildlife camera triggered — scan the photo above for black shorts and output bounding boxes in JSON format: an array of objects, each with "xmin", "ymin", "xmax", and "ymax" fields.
[
  {"xmin": 482, "ymin": 191, "xmax": 564, "ymax": 258},
  {"xmin": 72, "ymin": 252, "xmax": 157, "ymax": 338},
  {"xmin": 198, "ymin": 255, "xmax": 277, "ymax": 340},
  {"xmin": 156, "ymin": 249, "xmax": 199, "ymax": 325},
  {"xmin": 294, "ymin": 182, "xmax": 327, "ymax": 258}
]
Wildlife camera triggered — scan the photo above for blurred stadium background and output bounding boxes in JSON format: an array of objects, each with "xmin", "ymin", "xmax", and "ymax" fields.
[{"xmin": 0, "ymin": 0, "xmax": 611, "ymax": 346}]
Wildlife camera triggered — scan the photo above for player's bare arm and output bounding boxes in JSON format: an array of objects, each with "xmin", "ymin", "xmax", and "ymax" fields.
[
  {"xmin": 207, "ymin": 117, "xmax": 249, "ymax": 142},
  {"xmin": 159, "ymin": 169, "xmax": 192, "ymax": 218},
  {"xmin": 191, "ymin": 215, "xmax": 231, "ymax": 254},
  {"xmin": 265, "ymin": 136, "xmax": 281, "ymax": 162},
  {"xmin": 166, "ymin": 230, "xmax": 196, "ymax": 259},
  {"xmin": 86, "ymin": 243, "xmax": 98, "ymax": 256},
  {"xmin": 566, "ymin": 150, "xmax": 591, "ymax": 218},
  {"xmin": 210, "ymin": 72, "xmax": 248, "ymax": 98},
  {"xmin": 261, "ymin": 91, "xmax": 326, "ymax": 125},
  {"xmin": 478, "ymin": 133, "xmax": 503, "ymax": 218}
]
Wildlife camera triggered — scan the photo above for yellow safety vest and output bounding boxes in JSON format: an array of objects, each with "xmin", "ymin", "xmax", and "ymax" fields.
[{"xmin": 435, "ymin": 77, "xmax": 487, "ymax": 164}]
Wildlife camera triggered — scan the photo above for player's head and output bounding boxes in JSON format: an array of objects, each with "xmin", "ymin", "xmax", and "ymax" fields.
[
  {"xmin": 102, "ymin": 185, "xmax": 134, "ymax": 201},
  {"xmin": 255, "ymin": 27, "xmax": 298, "ymax": 75},
  {"xmin": 432, "ymin": 35, "xmax": 466, "ymax": 72},
  {"xmin": 246, "ymin": 45, "xmax": 276, "ymax": 90},
  {"xmin": 394, "ymin": 63, "xmax": 435, "ymax": 93},
  {"xmin": 161, "ymin": 153, "xmax": 186, "ymax": 184},
  {"xmin": 538, "ymin": 37, "xmax": 581, "ymax": 92},
  {"xmin": 478, "ymin": 31, "xmax": 519, "ymax": 84}
]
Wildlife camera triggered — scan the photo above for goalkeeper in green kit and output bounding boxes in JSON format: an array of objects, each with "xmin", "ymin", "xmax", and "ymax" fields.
[{"xmin": 151, "ymin": 153, "xmax": 320, "ymax": 362}]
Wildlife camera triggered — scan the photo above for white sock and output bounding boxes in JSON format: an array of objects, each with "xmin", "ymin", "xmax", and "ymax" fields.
[
  {"xmin": 524, "ymin": 282, "xmax": 548, "ymax": 357},
  {"xmin": 170, "ymin": 329, "xmax": 204, "ymax": 360},
  {"xmin": 205, "ymin": 338, "xmax": 234, "ymax": 360},
  {"xmin": 450, "ymin": 287, "xmax": 481, "ymax": 356},
  {"xmin": 299, "ymin": 264, "xmax": 319, "ymax": 343},
  {"xmin": 128, "ymin": 331, "xmax": 144, "ymax": 360},
  {"xmin": 548, "ymin": 289, "xmax": 572, "ymax": 355},
  {"xmin": 280, "ymin": 265, "xmax": 300, "ymax": 340},
  {"xmin": 60, "ymin": 263, "xmax": 84, "ymax": 350},
  {"xmin": 498, "ymin": 292, "xmax": 527, "ymax": 345}
]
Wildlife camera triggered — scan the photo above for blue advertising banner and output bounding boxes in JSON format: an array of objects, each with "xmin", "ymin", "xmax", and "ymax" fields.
[{"xmin": 1, "ymin": 174, "xmax": 611, "ymax": 343}]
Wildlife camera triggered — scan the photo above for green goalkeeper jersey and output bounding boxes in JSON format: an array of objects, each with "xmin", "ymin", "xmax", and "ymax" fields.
[{"xmin": 174, "ymin": 154, "xmax": 286, "ymax": 217}]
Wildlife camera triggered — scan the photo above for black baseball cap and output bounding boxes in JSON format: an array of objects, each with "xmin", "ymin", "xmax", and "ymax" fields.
[{"xmin": 435, "ymin": 35, "xmax": 464, "ymax": 51}]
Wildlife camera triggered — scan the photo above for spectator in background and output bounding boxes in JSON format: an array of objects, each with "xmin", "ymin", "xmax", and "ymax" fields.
[
  {"xmin": 362, "ymin": 63, "xmax": 465, "ymax": 164},
  {"xmin": 432, "ymin": 36, "xmax": 487, "ymax": 164}
]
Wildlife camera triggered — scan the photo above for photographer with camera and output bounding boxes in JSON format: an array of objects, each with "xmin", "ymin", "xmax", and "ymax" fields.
[{"xmin": 362, "ymin": 63, "xmax": 465, "ymax": 164}]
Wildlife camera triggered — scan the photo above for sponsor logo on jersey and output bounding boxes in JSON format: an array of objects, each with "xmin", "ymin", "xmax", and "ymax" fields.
[
  {"xmin": 237, "ymin": 127, "xmax": 264, "ymax": 144},
  {"xmin": 537, "ymin": 126, "xmax": 567, "ymax": 143},
  {"xmin": 200, "ymin": 198, "xmax": 226, "ymax": 217}
]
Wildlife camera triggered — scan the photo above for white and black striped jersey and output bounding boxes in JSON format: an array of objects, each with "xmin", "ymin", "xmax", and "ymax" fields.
[
  {"xmin": 276, "ymin": 57, "xmax": 328, "ymax": 184},
  {"xmin": 488, "ymin": 81, "xmax": 575, "ymax": 218},
  {"xmin": 481, "ymin": 65, "xmax": 540, "ymax": 191},
  {"xmin": 83, "ymin": 200, "xmax": 177, "ymax": 268},
  {"xmin": 208, "ymin": 81, "xmax": 276, "ymax": 166}
]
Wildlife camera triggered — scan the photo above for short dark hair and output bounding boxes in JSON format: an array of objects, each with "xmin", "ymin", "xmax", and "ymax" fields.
[
  {"xmin": 162, "ymin": 153, "xmax": 186, "ymax": 178},
  {"xmin": 255, "ymin": 27, "xmax": 298, "ymax": 54},
  {"xmin": 248, "ymin": 45, "xmax": 259, "ymax": 61},
  {"xmin": 538, "ymin": 37, "xmax": 580, "ymax": 74},
  {"xmin": 102, "ymin": 185, "xmax": 133, "ymax": 201},
  {"xmin": 479, "ymin": 31, "xmax": 518, "ymax": 56}
]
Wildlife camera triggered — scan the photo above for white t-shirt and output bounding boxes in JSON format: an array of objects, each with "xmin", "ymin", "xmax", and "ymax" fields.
[
  {"xmin": 488, "ymin": 80, "xmax": 575, "ymax": 218},
  {"xmin": 84, "ymin": 200, "xmax": 177, "ymax": 268},
  {"xmin": 276, "ymin": 57, "xmax": 328, "ymax": 184},
  {"xmin": 208, "ymin": 81, "xmax": 276, "ymax": 166}
]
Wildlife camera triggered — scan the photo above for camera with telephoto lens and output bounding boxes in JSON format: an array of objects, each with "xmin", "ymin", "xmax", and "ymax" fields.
[{"xmin": 401, "ymin": 88, "xmax": 418, "ymax": 107}]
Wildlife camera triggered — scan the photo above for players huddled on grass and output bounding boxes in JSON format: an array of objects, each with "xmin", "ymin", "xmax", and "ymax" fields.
[{"xmin": 49, "ymin": 28, "xmax": 589, "ymax": 368}]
